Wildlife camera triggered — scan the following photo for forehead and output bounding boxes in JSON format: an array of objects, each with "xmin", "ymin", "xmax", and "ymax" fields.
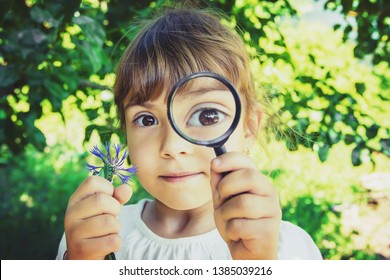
[
  {"xmin": 174, "ymin": 76, "xmax": 232, "ymax": 96},
  {"xmin": 125, "ymin": 74, "xmax": 235, "ymax": 108}
]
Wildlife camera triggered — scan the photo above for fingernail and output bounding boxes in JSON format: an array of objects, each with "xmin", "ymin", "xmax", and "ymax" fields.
[{"xmin": 213, "ymin": 158, "xmax": 221, "ymax": 167}]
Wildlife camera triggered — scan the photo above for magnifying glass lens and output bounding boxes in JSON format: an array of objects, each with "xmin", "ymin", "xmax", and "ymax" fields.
[{"xmin": 170, "ymin": 77, "xmax": 237, "ymax": 143}]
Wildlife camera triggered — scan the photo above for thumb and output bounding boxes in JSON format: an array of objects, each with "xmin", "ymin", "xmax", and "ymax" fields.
[
  {"xmin": 113, "ymin": 184, "xmax": 133, "ymax": 205},
  {"xmin": 210, "ymin": 157, "xmax": 223, "ymax": 208}
]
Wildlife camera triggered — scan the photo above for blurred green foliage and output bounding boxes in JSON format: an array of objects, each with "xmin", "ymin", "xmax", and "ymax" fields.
[
  {"xmin": 0, "ymin": 0, "xmax": 389, "ymax": 260},
  {"xmin": 320, "ymin": 0, "xmax": 389, "ymax": 65},
  {"xmin": 0, "ymin": 145, "xmax": 88, "ymax": 259},
  {"xmin": 282, "ymin": 195, "xmax": 384, "ymax": 259},
  {"xmin": 1, "ymin": 0, "xmax": 389, "ymax": 165},
  {"xmin": 1, "ymin": 142, "xmax": 387, "ymax": 259}
]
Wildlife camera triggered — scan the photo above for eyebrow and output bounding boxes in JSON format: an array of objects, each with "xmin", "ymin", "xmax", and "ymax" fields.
[
  {"xmin": 125, "ymin": 100, "xmax": 156, "ymax": 110},
  {"xmin": 124, "ymin": 83, "xmax": 229, "ymax": 109},
  {"xmin": 136, "ymin": 102, "xmax": 155, "ymax": 108},
  {"xmin": 190, "ymin": 86, "xmax": 226, "ymax": 95},
  {"xmin": 177, "ymin": 85, "xmax": 230, "ymax": 98}
]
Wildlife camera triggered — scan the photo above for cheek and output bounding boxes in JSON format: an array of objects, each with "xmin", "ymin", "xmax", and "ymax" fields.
[
  {"xmin": 127, "ymin": 137, "xmax": 157, "ymax": 186},
  {"xmin": 128, "ymin": 148, "xmax": 145, "ymax": 168},
  {"xmin": 126, "ymin": 131, "xmax": 152, "ymax": 166},
  {"xmin": 224, "ymin": 123, "xmax": 246, "ymax": 152}
]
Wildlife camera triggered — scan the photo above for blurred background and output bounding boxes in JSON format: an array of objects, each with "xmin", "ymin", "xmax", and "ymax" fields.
[{"xmin": 0, "ymin": 0, "xmax": 389, "ymax": 260}]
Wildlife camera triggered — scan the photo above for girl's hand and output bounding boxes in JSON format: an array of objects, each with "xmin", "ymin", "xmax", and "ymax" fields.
[
  {"xmin": 64, "ymin": 176, "xmax": 132, "ymax": 259},
  {"xmin": 210, "ymin": 152, "xmax": 282, "ymax": 260}
]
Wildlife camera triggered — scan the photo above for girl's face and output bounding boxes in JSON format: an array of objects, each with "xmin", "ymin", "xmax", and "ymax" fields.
[{"xmin": 125, "ymin": 92, "xmax": 256, "ymax": 211}]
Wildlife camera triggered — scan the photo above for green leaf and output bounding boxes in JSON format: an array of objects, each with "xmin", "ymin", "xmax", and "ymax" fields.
[
  {"xmin": 0, "ymin": 66, "xmax": 20, "ymax": 87},
  {"xmin": 98, "ymin": 129, "xmax": 112, "ymax": 145},
  {"xmin": 285, "ymin": 135, "xmax": 298, "ymax": 151},
  {"xmin": 0, "ymin": 109, "xmax": 6, "ymax": 120},
  {"xmin": 0, "ymin": 121, "xmax": 6, "ymax": 142},
  {"xmin": 296, "ymin": 75, "xmax": 318, "ymax": 84},
  {"xmin": 19, "ymin": 29, "xmax": 48, "ymax": 47},
  {"xmin": 85, "ymin": 124, "xmax": 112, "ymax": 144},
  {"xmin": 17, "ymin": 29, "xmax": 49, "ymax": 59},
  {"xmin": 44, "ymin": 0, "xmax": 81, "ymax": 22},
  {"xmin": 30, "ymin": 6, "xmax": 58, "ymax": 27},
  {"xmin": 328, "ymin": 129, "xmax": 340, "ymax": 144},
  {"xmin": 56, "ymin": 66, "xmax": 79, "ymax": 92},
  {"xmin": 380, "ymin": 139, "xmax": 390, "ymax": 157},
  {"xmin": 85, "ymin": 124, "xmax": 99, "ymax": 142},
  {"xmin": 85, "ymin": 109, "xmax": 99, "ymax": 121},
  {"xmin": 351, "ymin": 146, "xmax": 362, "ymax": 166},
  {"xmin": 73, "ymin": 15, "xmax": 105, "ymax": 46},
  {"xmin": 78, "ymin": 41, "xmax": 104, "ymax": 73},
  {"xmin": 346, "ymin": 113, "xmax": 359, "ymax": 130},
  {"xmin": 31, "ymin": 127, "xmax": 46, "ymax": 152},
  {"xmin": 355, "ymin": 82, "xmax": 366, "ymax": 95},
  {"xmin": 43, "ymin": 79, "xmax": 67, "ymax": 99},
  {"xmin": 318, "ymin": 144, "xmax": 330, "ymax": 162},
  {"xmin": 344, "ymin": 134, "xmax": 355, "ymax": 145},
  {"xmin": 366, "ymin": 124, "xmax": 379, "ymax": 139},
  {"xmin": 43, "ymin": 79, "xmax": 68, "ymax": 112}
]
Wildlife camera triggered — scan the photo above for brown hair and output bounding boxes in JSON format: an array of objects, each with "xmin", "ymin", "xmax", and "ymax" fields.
[{"xmin": 114, "ymin": 8, "xmax": 260, "ymax": 128}]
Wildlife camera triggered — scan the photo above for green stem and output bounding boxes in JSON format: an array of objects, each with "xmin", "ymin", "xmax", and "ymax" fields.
[
  {"xmin": 105, "ymin": 252, "xmax": 116, "ymax": 260},
  {"xmin": 101, "ymin": 165, "xmax": 116, "ymax": 260}
]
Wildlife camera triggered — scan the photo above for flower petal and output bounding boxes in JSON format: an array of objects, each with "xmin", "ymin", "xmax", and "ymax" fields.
[
  {"xmin": 113, "ymin": 144, "xmax": 121, "ymax": 159},
  {"xmin": 87, "ymin": 143, "xmax": 136, "ymax": 185},
  {"xmin": 120, "ymin": 166, "xmax": 137, "ymax": 173},
  {"xmin": 117, "ymin": 172, "xmax": 132, "ymax": 184},
  {"xmin": 105, "ymin": 143, "xmax": 112, "ymax": 162},
  {"xmin": 90, "ymin": 146, "xmax": 107, "ymax": 163},
  {"xmin": 118, "ymin": 150, "xmax": 128, "ymax": 166},
  {"xmin": 86, "ymin": 163, "xmax": 103, "ymax": 173}
]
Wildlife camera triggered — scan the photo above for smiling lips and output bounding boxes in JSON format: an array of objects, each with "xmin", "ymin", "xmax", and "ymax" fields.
[{"xmin": 159, "ymin": 172, "xmax": 202, "ymax": 182}]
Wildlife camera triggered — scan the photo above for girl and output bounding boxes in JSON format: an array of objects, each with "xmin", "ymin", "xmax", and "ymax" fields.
[{"xmin": 56, "ymin": 7, "xmax": 322, "ymax": 260}]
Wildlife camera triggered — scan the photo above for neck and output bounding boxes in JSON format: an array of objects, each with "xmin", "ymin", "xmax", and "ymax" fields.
[{"xmin": 142, "ymin": 199, "xmax": 215, "ymax": 238}]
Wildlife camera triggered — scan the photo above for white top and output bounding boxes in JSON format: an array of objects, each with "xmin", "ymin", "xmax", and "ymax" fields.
[{"xmin": 56, "ymin": 199, "xmax": 322, "ymax": 260}]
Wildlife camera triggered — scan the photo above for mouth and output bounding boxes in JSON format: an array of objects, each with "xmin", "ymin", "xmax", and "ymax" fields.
[{"xmin": 159, "ymin": 172, "xmax": 202, "ymax": 182}]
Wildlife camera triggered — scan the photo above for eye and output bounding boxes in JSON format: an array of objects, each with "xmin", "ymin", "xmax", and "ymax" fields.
[
  {"xmin": 134, "ymin": 114, "xmax": 158, "ymax": 127},
  {"xmin": 187, "ymin": 108, "xmax": 226, "ymax": 127}
]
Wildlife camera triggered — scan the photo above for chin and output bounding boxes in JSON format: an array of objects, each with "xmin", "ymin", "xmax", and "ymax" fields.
[{"xmin": 161, "ymin": 195, "xmax": 212, "ymax": 211}]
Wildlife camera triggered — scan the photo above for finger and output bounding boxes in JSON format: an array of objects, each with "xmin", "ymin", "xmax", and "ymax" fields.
[
  {"xmin": 113, "ymin": 184, "xmax": 133, "ymax": 205},
  {"xmin": 210, "ymin": 152, "xmax": 254, "ymax": 195},
  {"xmin": 225, "ymin": 217, "xmax": 280, "ymax": 242},
  {"xmin": 219, "ymin": 169, "xmax": 276, "ymax": 201},
  {"xmin": 72, "ymin": 214, "xmax": 121, "ymax": 239},
  {"xmin": 210, "ymin": 152, "xmax": 260, "ymax": 207},
  {"xmin": 227, "ymin": 218, "xmax": 280, "ymax": 260},
  {"xmin": 215, "ymin": 193, "xmax": 281, "ymax": 222},
  {"xmin": 66, "ymin": 192, "xmax": 121, "ymax": 222},
  {"xmin": 211, "ymin": 152, "xmax": 258, "ymax": 174},
  {"xmin": 210, "ymin": 166, "xmax": 223, "ymax": 205},
  {"xmin": 212, "ymin": 168, "xmax": 276, "ymax": 210},
  {"xmin": 68, "ymin": 176, "xmax": 115, "ymax": 207},
  {"xmin": 67, "ymin": 234, "xmax": 122, "ymax": 260}
]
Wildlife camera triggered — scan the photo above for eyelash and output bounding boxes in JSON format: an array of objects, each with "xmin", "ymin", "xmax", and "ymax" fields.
[
  {"xmin": 187, "ymin": 108, "xmax": 227, "ymax": 127},
  {"xmin": 133, "ymin": 113, "xmax": 158, "ymax": 127}
]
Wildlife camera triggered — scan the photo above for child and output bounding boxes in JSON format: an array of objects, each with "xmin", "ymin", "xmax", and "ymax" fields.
[{"xmin": 56, "ymin": 7, "xmax": 322, "ymax": 260}]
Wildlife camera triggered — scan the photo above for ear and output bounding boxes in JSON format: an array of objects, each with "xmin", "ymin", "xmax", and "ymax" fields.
[{"xmin": 243, "ymin": 108, "xmax": 262, "ymax": 152}]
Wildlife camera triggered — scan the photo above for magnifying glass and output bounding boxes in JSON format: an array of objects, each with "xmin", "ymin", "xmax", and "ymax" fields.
[{"xmin": 167, "ymin": 71, "xmax": 242, "ymax": 156}]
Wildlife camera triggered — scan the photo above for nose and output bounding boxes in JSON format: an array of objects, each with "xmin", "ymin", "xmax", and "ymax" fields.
[{"xmin": 160, "ymin": 122, "xmax": 193, "ymax": 159}]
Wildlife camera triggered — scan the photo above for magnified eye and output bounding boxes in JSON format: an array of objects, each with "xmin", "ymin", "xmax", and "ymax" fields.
[
  {"xmin": 134, "ymin": 114, "xmax": 158, "ymax": 127},
  {"xmin": 188, "ymin": 108, "xmax": 226, "ymax": 127}
]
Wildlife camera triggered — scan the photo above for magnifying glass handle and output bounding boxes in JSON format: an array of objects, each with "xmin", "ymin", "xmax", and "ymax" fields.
[
  {"xmin": 213, "ymin": 145, "xmax": 230, "ymax": 177},
  {"xmin": 213, "ymin": 145, "xmax": 226, "ymax": 157}
]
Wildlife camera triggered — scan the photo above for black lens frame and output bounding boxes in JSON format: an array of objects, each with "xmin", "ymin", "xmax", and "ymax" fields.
[{"xmin": 167, "ymin": 71, "xmax": 242, "ymax": 152}]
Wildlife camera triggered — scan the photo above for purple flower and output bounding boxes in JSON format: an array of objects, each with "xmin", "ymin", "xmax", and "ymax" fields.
[{"xmin": 86, "ymin": 143, "xmax": 136, "ymax": 184}]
